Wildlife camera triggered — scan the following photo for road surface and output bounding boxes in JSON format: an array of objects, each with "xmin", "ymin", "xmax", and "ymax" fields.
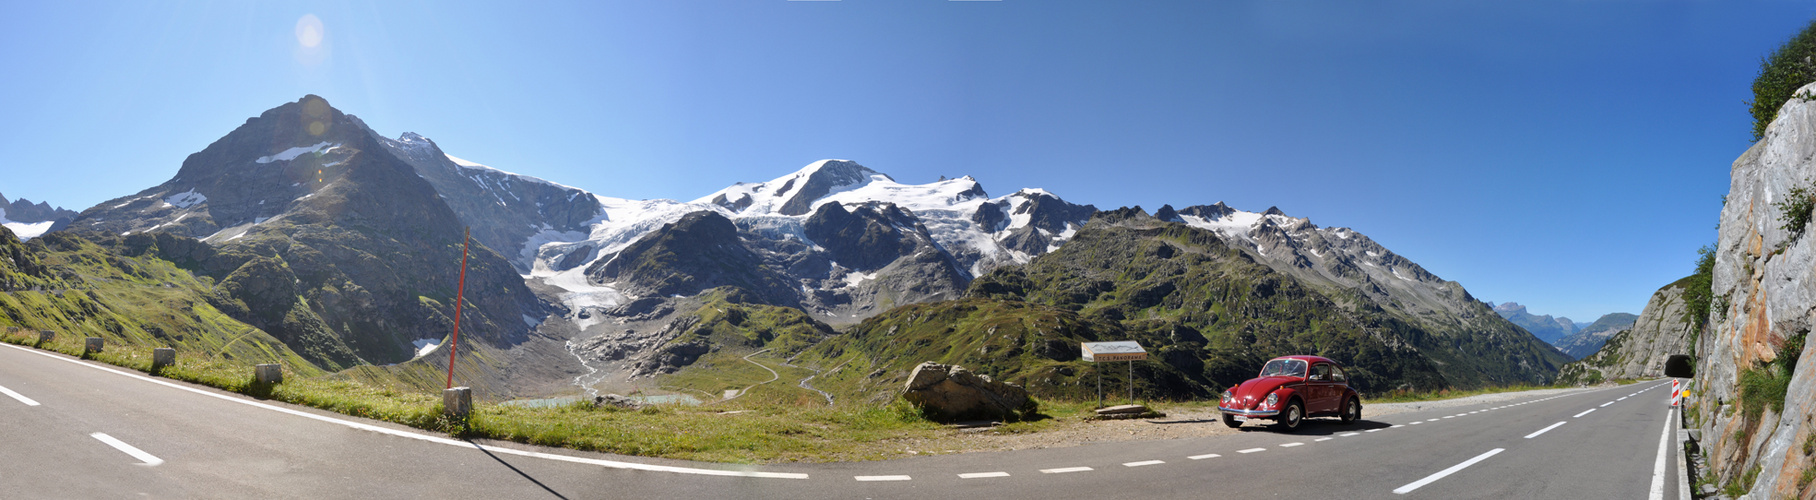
[{"xmin": 0, "ymin": 342, "xmax": 1681, "ymax": 499}]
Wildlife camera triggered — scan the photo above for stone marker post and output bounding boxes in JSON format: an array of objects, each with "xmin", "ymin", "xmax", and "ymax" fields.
[
  {"xmin": 151, "ymin": 348, "xmax": 176, "ymax": 370},
  {"xmin": 444, "ymin": 387, "xmax": 473, "ymax": 418},
  {"xmin": 84, "ymin": 337, "xmax": 104, "ymax": 354},
  {"xmin": 254, "ymin": 364, "xmax": 283, "ymax": 385},
  {"xmin": 37, "ymin": 330, "xmax": 54, "ymax": 346}
]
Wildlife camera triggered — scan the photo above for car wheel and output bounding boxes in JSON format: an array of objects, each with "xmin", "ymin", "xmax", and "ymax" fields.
[
  {"xmin": 1340, "ymin": 398, "xmax": 1361, "ymax": 424},
  {"xmin": 1273, "ymin": 400, "xmax": 1303, "ymax": 432},
  {"xmin": 1222, "ymin": 412, "xmax": 1241, "ymax": 428}
]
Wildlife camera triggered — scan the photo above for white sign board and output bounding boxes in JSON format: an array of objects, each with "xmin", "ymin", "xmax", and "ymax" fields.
[{"xmin": 1081, "ymin": 341, "xmax": 1147, "ymax": 362}]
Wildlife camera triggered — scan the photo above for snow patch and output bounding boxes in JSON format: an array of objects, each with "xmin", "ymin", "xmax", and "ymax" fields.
[
  {"xmin": 256, "ymin": 142, "xmax": 336, "ymax": 164},
  {"xmin": 412, "ymin": 339, "xmax": 441, "ymax": 358},
  {"xmin": 163, "ymin": 189, "xmax": 207, "ymax": 208}
]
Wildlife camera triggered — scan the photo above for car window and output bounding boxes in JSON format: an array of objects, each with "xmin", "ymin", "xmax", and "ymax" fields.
[
  {"xmin": 1311, "ymin": 363, "xmax": 1332, "ymax": 381},
  {"xmin": 1331, "ymin": 365, "xmax": 1346, "ymax": 382},
  {"xmin": 1260, "ymin": 359, "xmax": 1307, "ymax": 378}
]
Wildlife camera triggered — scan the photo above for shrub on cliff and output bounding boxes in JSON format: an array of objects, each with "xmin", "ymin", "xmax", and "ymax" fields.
[{"xmin": 1749, "ymin": 19, "xmax": 1816, "ymax": 141}]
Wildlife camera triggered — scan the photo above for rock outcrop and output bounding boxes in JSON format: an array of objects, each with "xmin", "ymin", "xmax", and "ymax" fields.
[
  {"xmin": 1556, "ymin": 281, "xmax": 1694, "ymax": 384},
  {"xmin": 901, "ymin": 362, "xmax": 1036, "ymax": 422},
  {"xmin": 1694, "ymin": 80, "xmax": 1816, "ymax": 499}
]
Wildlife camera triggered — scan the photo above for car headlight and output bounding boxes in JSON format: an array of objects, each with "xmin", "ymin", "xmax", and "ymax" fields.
[
  {"xmin": 1221, "ymin": 389, "xmax": 1233, "ymax": 404},
  {"xmin": 1265, "ymin": 393, "xmax": 1278, "ymax": 408}
]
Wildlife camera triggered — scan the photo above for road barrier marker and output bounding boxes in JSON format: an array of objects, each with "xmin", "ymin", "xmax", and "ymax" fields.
[
  {"xmin": 90, "ymin": 432, "xmax": 162, "ymax": 466},
  {"xmin": 1392, "ymin": 448, "xmax": 1503, "ymax": 494},
  {"xmin": 958, "ymin": 472, "xmax": 1009, "ymax": 479},
  {"xmin": 1573, "ymin": 409, "xmax": 1596, "ymax": 418},
  {"xmin": 1524, "ymin": 421, "xmax": 1567, "ymax": 439},
  {"xmin": 0, "ymin": 384, "xmax": 41, "ymax": 406},
  {"xmin": 1041, "ymin": 467, "xmax": 1093, "ymax": 474}
]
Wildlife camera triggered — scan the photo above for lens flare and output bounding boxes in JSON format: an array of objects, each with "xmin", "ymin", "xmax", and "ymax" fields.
[{"xmin": 296, "ymin": 14, "xmax": 324, "ymax": 48}]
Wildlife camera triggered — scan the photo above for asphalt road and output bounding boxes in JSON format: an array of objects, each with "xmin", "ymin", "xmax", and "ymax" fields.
[{"xmin": 0, "ymin": 342, "xmax": 1681, "ymax": 499}]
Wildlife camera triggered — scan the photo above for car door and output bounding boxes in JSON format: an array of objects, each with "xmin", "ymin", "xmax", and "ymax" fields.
[{"xmin": 1307, "ymin": 363, "xmax": 1337, "ymax": 414}]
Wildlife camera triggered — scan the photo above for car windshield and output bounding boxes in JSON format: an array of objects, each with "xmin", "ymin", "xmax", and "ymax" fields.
[{"xmin": 1259, "ymin": 359, "xmax": 1307, "ymax": 378}]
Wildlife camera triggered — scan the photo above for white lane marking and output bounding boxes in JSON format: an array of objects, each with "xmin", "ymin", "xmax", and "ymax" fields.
[
  {"xmin": 90, "ymin": 432, "xmax": 163, "ymax": 466},
  {"xmin": 1237, "ymin": 448, "xmax": 1267, "ymax": 454},
  {"xmin": 1648, "ymin": 407, "xmax": 1673, "ymax": 500},
  {"xmin": 1392, "ymin": 448, "xmax": 1504, "ymax": 495},
  {"xmin": 0, "ymin": 343, "xmax": 809, "ymax": 480},
  {"xmin": 1391, "ymin": 424, "xmax": 1405, "ymax": 428},
  {"xmin": 1124, "ymin": 460, "xmax": 1165, "ymax": 467},
  {"xmin": 0, "ymin": 384, "xmax": 41, "ymax": 406},
  {"xmin": 1426, "ymin": 419, "xmax": 1439, "ymax": 422},
  {"xmin": 1366, "ymin": 429, "xmax": 1383, "ymax": 433},
  {"xmin": 958, "ymin": 472, "xmax": 1009, "ymax": 479},
  {"xmin": 1454, "ymin": 413, "xmax": 1467, "ymax": 417},
  {"xmin": 1443, "ymin": 416, "xmax": 1455, "ymax": 419},
  {"xmin": 1315, "ymin": 437, "xmax": 1333, "ymax": 442},
  {"xmin": 1573, "ymin": 409, "xmax": 1596, "ymax": 418},
  {"xmin": 855, "ymin": 475, "xmax": 911, "ymax": 482},
  {"xmin": 1601, "ymin": 402, "xmax": 1615, "ymax": 407},
  {"xmin": 1279, "ymin": 442, "xmax": 1304, "ymax": 448},
  {"xmin": 1041, "ymin": 467, "xmax": 1092, "ymax": 474},
  {"xmin": 1524, "ymin": 421, "xmax": 1567, "ymax": 439},
  {"xmin": 1189, "ymin": 453, "xmax": 1222, "ymax": 460},
  {"xmin": 1410, "ymin": 421, "xmax": 1423, "ymax": 425},
  {"xmin": 1618, "ymin": 397, "xmax": 1628, "ymax": 401},
  {"xmin": 1341, "ymin": 432, "xmax": 1360, "ymax": 437}
]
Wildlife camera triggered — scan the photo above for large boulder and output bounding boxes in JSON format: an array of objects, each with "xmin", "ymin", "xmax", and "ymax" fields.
[{"xmin": 901, "ymin": 362, "xmax": 1036, "ymax": 422}]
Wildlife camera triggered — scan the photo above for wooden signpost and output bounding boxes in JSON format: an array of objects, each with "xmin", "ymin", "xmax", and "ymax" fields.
[{"xmin": 1081, "ymin": 341, "xmax": 1147, "ymax": 408}]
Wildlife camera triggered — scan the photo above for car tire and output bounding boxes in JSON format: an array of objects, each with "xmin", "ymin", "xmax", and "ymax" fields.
[
  {"xmin": 1273, "ymin": 400, "xmax": 1303, "ymax": 432},
  {"xmin": 1339, "ymin": 398, "xmax": 1361, "ymax": 424},
  {"xmin": 1222, "ymin": 412, "xmax": 1241, "ymax": 428}
]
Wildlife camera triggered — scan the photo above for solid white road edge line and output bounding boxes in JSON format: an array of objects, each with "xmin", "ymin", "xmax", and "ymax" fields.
[
  {"xmin": 1649, "ymin": 406, "xmax": 1673, "ymax": 500},
  {"xmin": 1573, "ymin": 409, "xmax": 1596, "ymax": 418},
  {"xmin": 91, "ymin": 432, "xmax": 163, "ymax": 466},
  {"xmin": 1392, "ymin": 448, "xmax": 1504, "ymax": 495},
  {"xmin": 1041, "ymin": 467, "xmax": 1092, "ymax": 474},
  {"xmin": 1, "ymin": 343, "xmax": 808, "ymax": 480},
  {"xmin": 0, "ymin": 384, "xmax": 42, "ymax": 406},
  {"xmin": 855, "ymin": 475, "xmax": 911, "ymax": 482},
  {"xmin": 1525, "ymin": 422, "xmax": 1567, "ymax": 439},
  {"xmin": 958, "ymin": 472, "xmax": 1009, "ymax": 479},
  {"xmin": 1124, "ymin": 460, "xmax": 1165, "ymax": 467}
]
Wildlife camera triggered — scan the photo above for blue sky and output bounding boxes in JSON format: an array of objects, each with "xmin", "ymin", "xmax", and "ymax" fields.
[{"xmin": 4, "ymin": 1, "xmax": 1814, "ymax": 321}]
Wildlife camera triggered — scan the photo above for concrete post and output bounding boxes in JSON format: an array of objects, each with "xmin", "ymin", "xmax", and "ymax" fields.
[
  {"xmin": 37, "ymin": 330, "xmax": 53, "ymax": 346},
  {"xmin": 151, "ymin": 348, "xmax": 176, "ymax": 370},
  {"xmin": 254, "ymin": 364, "xmax": 283, "ymax": 385},
  {"xmin": 444, "ymin": 387, "xmax": 473, "ymax": 417},
  {"xmin": 84, "ymin": 337, "xmax": 103, "ymax": 354}
]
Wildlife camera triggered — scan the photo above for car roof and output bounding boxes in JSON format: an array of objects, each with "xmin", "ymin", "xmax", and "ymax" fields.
[{"xmin": 1269, "ymin": 355, "xmax": 1340, "ymax": 366}]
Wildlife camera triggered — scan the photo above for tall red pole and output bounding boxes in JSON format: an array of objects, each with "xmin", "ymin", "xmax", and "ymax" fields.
[{"xmin": 445, "ymin": 227, "xmax": 471, "ymax": 389}]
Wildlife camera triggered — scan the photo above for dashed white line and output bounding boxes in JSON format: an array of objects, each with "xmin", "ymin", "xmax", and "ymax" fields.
[
  {"xmin": 1188, "ymin": 453, "xmax": 1222, "ymax": 460},
  {"xmin": 855, "ymin": 475, "xmax": 911, "ymax": 482},
  {"xmin": 0, "ymin": 384, "xmax": 41, "ymax": 406},
  {"xmin": 1524, "ymin": 421, "xmax": 1567, "ymax": 439},
  {"xmin": 1315, "ymin": 437, "xmax": 1333, "ymax": 442},
  {"xmin": 1124, "ymin": 460, "xmax": 1165, "ymax": 467},
  {"xmin": 1391, "ymin": 424, "xmax": 1405, "ymax": 428},
  {"xmin": 1454, "ymin": 413, "xmax": 1467, "ymax": 417},
  {"xmin": 1366, "ymin": 429, "xmax": 1383, "ymax": 433},
  {"xmin": 1618, "ymin": 397, "xmax": 1628, "ymax": 401},
  {"xmin": 1392, "ymin": 448, "xmax": 1504, "ymax": 495},
  {"xmin": 90, "ymin": 433, "xmax": 162, "ymax": 466},
  {"xmin": 1601, "ymin": 402, "xmax": 1615, "ymax": 407},
  {"xmin": 1341, "ymin": 432, "xmax": 1360, "ymax": 437},
  {"xmin": 1279, "ymin": 442, "xmax": 1304, "ymax": 448},
  {"xmin": 1410, "ymin": 421, "xmax": 1423, "ymax": 425},
  {"xmin": 1041, "ymin": 467, "xmax": 1093, "ymax": 474},
  {"xmin": 1237, "ymin": 448, "xmax": 1267, "ymax": 454},
  {"xmin": 1443, "ymin": 416, "xmax": 1455, "ymax": 419},
  {"xmin": 958, "ymin": 472, "xmax": 1009, "ymax": 479},
  {"xmin": 1427, "ymin": 418, "xmax": 1439, "ymax": 422},
  {"xmin": 1573, "ymin": 409, "xmax": 1596, "ymax": 418}
]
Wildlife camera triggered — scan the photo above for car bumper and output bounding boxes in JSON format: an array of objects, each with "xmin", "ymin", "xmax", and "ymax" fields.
[{"xmin": 1218, "ymin": 407, "xmax": 1280, "ymax": 418}]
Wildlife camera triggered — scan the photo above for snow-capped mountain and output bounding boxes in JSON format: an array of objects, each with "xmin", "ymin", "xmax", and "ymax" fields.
[{"xmin": 0, "ymin": 193, "xmax": 76, "ymax": 240}]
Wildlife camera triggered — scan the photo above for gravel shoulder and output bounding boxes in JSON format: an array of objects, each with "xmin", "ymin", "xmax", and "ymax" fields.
[{"xmin": 885, "ymin": 386, "xmax": 1599, "ymax": 457}]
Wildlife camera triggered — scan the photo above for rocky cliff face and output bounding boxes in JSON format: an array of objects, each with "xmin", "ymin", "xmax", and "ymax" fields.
[
  {"xmin": 1556, "ymin": 281, "xmax": 1693, "ymax": 384},
  {"xmin": 1695, "ymin": 81, "xmax": 1816, "ymax": 499}
]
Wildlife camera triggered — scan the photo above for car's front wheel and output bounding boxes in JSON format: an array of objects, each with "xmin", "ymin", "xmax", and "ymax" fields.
[
  {"xmin": 1222, "ymin": 412, "xmax": 1241, "ymax": 428},
  {"xmin": 1273, "ymin": 400, "xmax": 1303, "ymax": 432},
  {"xmin": 1339, "ymin": 398, "xmax": 1361, "ymax": 424}
]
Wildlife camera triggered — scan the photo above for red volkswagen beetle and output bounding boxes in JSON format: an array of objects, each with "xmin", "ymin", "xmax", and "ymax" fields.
[{"xmin": 1218, "ymin": 355, "xmax": 1362, "ymax": 431}]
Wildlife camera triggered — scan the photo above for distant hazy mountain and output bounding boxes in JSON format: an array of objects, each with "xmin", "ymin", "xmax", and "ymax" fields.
[
  {"xmin": 0, "ymin": 193, "xmax": 76, "ymax": 239},
  {"xmin": 1552, "ymin": 312, "xmax": 1639, "ymax": 359},
  {"xmin": 1491, "ymin": 302, "xmax": 1577, "ymax": 344}
]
